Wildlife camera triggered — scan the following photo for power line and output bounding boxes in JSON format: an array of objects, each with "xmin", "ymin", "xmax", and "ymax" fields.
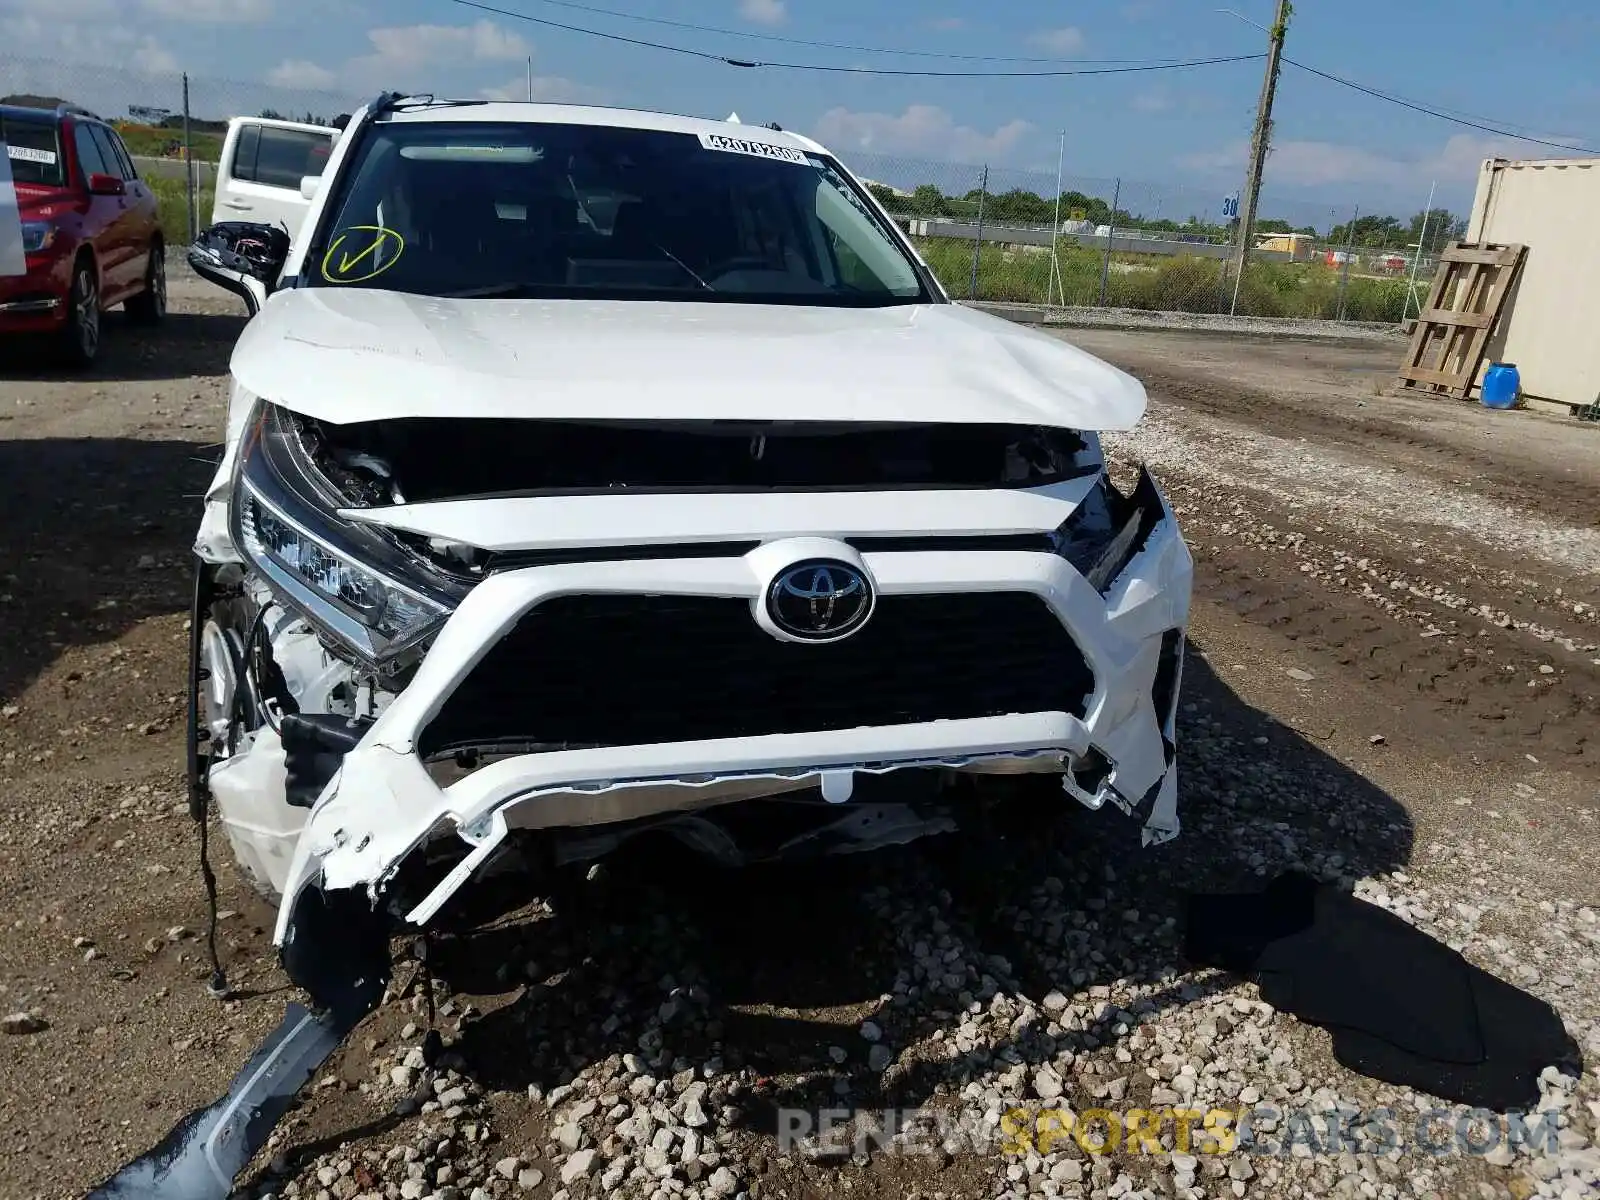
[
  {"xmin": 728, "ymin": 53, "xmax": 1263, "ymax": 79},
  {"xmin": 1282, "ymin": 57, "xmax": 1596, "ymax": 155},
  {"xmin": 493, "ymin": 0, "xmax": 1200, "ymax": 65},
  {"xmin": 445, "ymin": 0, "xmax": 1262, "ymax": 78},
  {"xmin": 445, "ymin": 0, "xmax": 733, "ymax": 64}
]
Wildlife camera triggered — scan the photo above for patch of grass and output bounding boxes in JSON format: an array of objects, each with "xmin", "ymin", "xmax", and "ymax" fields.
[
  {"xmin": 915, "ymin": 235, "xmax": 1412, "ymax": 323},
  {"xmin": 113, "ymin": 121, "xmax": 224, "ymax": 163},
  {"xmin": 145, "ymin": 174, "xmax": 214, "ymax": 248},
  {"xmin": 914, "ymin": 237, "xmax": 1104, "ymax": 305}
]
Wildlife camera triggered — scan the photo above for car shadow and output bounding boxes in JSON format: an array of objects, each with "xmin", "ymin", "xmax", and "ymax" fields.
[
  {"xmin": 386, "ymin": 649, "xmax": 1415, "ymax": 1160},
  {"xmin": 0, "ymin": 435, "xmax": 215, "ymax": 707},
  {"xmin": 0, "ymin": 310, "xmax": 244, "ymax": 382}
]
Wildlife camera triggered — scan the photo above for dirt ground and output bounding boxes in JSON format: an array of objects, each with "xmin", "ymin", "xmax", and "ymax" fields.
[{"xmin": 0, "ymin": 288, "xmax": 1596, "ymax": 1200}]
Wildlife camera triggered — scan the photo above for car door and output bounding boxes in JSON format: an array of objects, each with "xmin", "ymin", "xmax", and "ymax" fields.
[
  {"xmin": 214, "ymin": 118, "xmax": 336, "ymax": 236},
  {"xmin": 71, "ymin": 121, "xmax": 138, "ymax": 299},
  {"xmin": 93, "ymin": 125, "xmax": 160, "ymax": 293}
]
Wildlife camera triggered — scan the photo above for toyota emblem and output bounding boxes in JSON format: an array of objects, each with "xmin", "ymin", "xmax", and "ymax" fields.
[{"xmin": 766, "ymin": 560, "xmax": 874, "ymax": 641}]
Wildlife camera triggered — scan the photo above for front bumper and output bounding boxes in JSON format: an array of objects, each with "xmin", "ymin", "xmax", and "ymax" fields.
[
  {"xmin": 271, "ymin": 501, "xmax": 1192, "ymax": 946},
  {"xmin": 0, "ymin": 254, "xmax": 71, "ymax": 333}
]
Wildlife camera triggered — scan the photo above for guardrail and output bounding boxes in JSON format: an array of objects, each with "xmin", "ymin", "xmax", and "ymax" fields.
[{"xmin": 899, "ymin": 217, "xmax": 1297, "ymax": 262}]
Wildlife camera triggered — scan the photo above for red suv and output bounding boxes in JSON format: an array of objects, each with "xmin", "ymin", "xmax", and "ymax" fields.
[{"xmin": 1, "ymin": 103, "xmax": 166, "ymax": 365}]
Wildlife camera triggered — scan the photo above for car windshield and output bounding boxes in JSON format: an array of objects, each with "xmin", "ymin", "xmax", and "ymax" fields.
[
  {"xmin": 1, "ymin": 115, "xmax": 66, "ymax": 187},
  {"xmin": 305, "ymin": 119, "xmax": 932, "ymax": 306}
]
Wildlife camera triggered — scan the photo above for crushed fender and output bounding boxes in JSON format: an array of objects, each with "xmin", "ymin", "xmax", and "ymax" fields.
[{"xmin": 86, "ymin": 889, "xmax": 391, "ymax": 1200}]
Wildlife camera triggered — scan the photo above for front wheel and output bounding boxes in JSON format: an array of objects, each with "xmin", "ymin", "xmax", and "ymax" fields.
[
  {"xmin": 58, "ymin": 259, "xmax": 101, "ymax": 367},
  {"xmin": 126, "ymin": 243, "xmax": 167, "ymax": 325}
]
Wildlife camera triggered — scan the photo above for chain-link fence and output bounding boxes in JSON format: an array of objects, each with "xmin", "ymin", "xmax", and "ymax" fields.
[
  {"xmin": 2, "ymin": 52, "xmax": 363, "ymax": 247},
  {"xmin": 4, "ymin": 50, "xmax": 1455, "ymax": 323},
  {"xmin": 846, "ymin": 151, "xmax": 1450, "ymax": 322}
]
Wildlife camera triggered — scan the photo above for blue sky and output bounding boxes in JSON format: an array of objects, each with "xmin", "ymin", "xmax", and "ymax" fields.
[{"xmin": 3, "ymin": 0, "xmax": 1596, "ymax": 225}]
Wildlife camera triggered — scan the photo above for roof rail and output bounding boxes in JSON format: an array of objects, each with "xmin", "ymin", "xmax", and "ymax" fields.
[{"xmin": 55, "ymin": 102, "xmax": 103, "ymax": 121}]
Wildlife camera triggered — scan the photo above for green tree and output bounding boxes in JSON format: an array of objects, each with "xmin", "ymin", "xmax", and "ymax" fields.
[
  {"xmin": 908, "ymin": 183, "xmax": 950, "ymax": 217},
  {"xmin": 983, "ymin": 187, "xmax": 1055, "ymax": 223},
  {"xmin": 866, "ymin": 182, "xmax": 903, "ymax": 212},
  {"xmin": 1408, "ymin": 208, "xmax": 1466, "ymax": 254},
  {"xmin": 1330, "ymin": 214, "xmax": 1407, "ymax": 249}
]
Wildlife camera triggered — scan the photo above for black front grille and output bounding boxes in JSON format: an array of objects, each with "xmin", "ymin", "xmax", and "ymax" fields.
[{"xmin": 420, "ymin": 592, "xmax": 1094, "ymax": 757}]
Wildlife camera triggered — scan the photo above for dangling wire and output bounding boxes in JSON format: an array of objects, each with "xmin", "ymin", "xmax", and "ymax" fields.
[
  {"xmin": 198, "ymin": 801, "xmax": 229, "ymax": 999},
  {"xmin": 189, "ymin": 563, "xmax": 231, "ymax": 999}
]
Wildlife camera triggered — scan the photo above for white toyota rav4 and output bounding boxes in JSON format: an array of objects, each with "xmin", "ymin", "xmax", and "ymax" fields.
[{"xmin": 186, "ymin": 94, "xmax": 1192, "ymax": 984}]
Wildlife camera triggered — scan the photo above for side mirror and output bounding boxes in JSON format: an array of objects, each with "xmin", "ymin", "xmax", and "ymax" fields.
[
  {"xmin": 187, "ymin": 221, "xmax": 292, "ymax": 318},
  {"xmin": 299, "ymin": 175, "xmax": 321, "ymax": 201},
  {"xmin": 88, "ymin": 172, "xmax": 125, "ymax": 197}
]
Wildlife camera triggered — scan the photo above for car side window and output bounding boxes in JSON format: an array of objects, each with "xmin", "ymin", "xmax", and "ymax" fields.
[
  {"xmin": 235, "ymin": 126, "xmax": 333, "ymax": 190},
  {"xmin": 89, "ymin": 126, "xmax": 133, "ymax": 181},
  {"xmin": 102, "ymin": 128, "xmax": 140, "ymax": 180},
  {"xmin": 73, "ymin": 123, "xmax": 111, "ymax": 181}
]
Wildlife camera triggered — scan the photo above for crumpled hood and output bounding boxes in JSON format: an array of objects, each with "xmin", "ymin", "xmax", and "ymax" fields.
[{"xmin": 229, "ymin": 288, "xmax": 1147, "ymax": 431}]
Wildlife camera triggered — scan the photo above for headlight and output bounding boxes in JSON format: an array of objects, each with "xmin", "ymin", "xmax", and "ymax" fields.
[
  {"xmin": 232, "ymin": 402, "xmax": 468, "ymax": 669},
  {"xmin": 20, "ymin": 221, "xmax": 58, "ymax": 254},
  {"xmin": 1050, "ymin": 466, "xmax": 1166, "ymax": 593}
]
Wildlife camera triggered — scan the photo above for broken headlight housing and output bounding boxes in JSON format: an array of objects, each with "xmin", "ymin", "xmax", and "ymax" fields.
[
  {"xmin": 1050, "ymin": 466, "xmax": 1166, "ymax": 594},
  {"xmin": 232, "ymin": 402, "xmax": 471, "ymax": 669}
]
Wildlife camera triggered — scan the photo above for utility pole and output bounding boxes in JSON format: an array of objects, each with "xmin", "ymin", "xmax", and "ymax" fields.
[{"xmin": 1229, "ymin": 0, "xmax": 1291, "ymax": 300}]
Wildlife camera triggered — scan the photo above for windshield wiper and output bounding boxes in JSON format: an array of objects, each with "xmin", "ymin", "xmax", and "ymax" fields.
[
  {"xmin": 443, "ymin": 282, "xmax": 548, "ymax": 299},
  {"xmin": 653, "ymin": 242, "xmax": 715, "ymax": 292}
]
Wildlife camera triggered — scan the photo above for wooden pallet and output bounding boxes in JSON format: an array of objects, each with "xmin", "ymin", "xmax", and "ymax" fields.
[{"xmin": 1396, "ymin": 242, "xmax": 1526, "ymax": 399}]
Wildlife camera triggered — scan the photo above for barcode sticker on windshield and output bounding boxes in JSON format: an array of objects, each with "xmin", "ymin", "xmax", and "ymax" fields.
[
  {"xmin": 698, "ymin": 133, "xmax": 809, "ymax": 164},
  {"xmin": 6, "ymin": 145, "xmax": 57, "ymax": 165}
]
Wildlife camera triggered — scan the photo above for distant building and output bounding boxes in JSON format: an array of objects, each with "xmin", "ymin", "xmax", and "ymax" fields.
[
  {"xmin": 1255, "ymin": 231, "xmax": 1316, "ymax": 261},
  {"xmin": 860, "ymin": 177, "xmax": 912, "ymax": 199}
]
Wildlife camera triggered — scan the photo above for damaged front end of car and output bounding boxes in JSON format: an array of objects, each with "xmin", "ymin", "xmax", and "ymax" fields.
[{"xmin": 189, "ymin": 395, "xmax": 1189, "ymax": 992}]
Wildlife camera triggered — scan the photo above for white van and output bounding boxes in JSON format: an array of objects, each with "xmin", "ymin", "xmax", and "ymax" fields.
[{"xmin": 211, "ymin": 116, "xmax": 338, "ymax": 235}]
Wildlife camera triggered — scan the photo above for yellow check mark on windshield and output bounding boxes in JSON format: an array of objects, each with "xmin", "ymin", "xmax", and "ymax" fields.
[
  {"xmin": 322, "ymin": 226, "xmax": 405, "ymax": 284},
  {"xmin": 339, "ymin": 239, "xmax": 382, "ymax": 274}
]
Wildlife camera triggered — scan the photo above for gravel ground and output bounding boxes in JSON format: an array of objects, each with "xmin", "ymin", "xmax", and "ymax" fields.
[{"xmin": 0, "ymin": 294, "xmax": 1596, "ymax": 1200}]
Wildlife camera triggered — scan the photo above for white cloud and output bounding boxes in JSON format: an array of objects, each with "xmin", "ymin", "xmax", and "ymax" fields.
[
  {"xmin": 362, "ymin": 19, "xmax": 531, "ymax": 70},
  {"xmin": 270, "ymin": 20, "xmax": 546, "ymax": 94},
  {"xmin": 267, "ymin": 59, "xmax": 338, "ymax": 89},
  {"xmin": 263, "ymin": 23, "xmax": 608, "ymax": 106},
  {"xmin": 1028, "ymin": 26, "xmax": 1086, "ymax": 54},
  {"xmin": 737, "ymin": 0, "xmax": 786, "ymax": 25},
  {"xmin": 736, "ymin": 0, "xmax": 787, "ymax": 24},
  {"xmin": 0, "ymin": 9, "xmax": 177, "ymax": 73},
  {"xmin": 812, "ymin": 104, "xmax": 1032, "ymax": 164},
  {"xmin": 141, "ymin": 0, "xmax": 271, "ymax": 21},
  {"xmin": 133, "ymin": 36, "xmax": 178, "ymax": 73},
  {"xmin": 1180, "ymin": 133, "xmax": 1535, "ymax": 192},
  {"xmin": 479, "ymin": 73, "xmax": 611, "ymax": 105}
]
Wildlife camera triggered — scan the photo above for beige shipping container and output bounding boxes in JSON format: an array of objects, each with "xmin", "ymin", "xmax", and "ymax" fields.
[{"xmin": 1465, "ymin": 157, "xmax": 1600, "ymax": 410}]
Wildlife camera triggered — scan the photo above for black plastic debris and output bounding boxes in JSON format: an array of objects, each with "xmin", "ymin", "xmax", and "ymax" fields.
[
  {"xmin": 1183, "ymin": 870, "xmax": 1582, "ymax": 1112},
  {"xmin": 84, "ymin": 1003, "xmax": 350, "ymax": 1200},
  {"xmin": 86, "ymin": 887, "xmax": 391, "ymax": 1200}
]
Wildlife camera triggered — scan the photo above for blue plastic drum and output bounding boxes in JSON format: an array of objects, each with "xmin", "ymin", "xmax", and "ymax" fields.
[{"xmin": 1481, "ymin": 362, "xmax": 1521, "ymax": 410}]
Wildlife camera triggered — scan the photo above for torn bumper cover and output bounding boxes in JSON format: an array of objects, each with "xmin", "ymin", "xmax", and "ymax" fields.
[{"xmin": 273, "ymin": 475, "xmax": 1191, "ymax": 949}]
